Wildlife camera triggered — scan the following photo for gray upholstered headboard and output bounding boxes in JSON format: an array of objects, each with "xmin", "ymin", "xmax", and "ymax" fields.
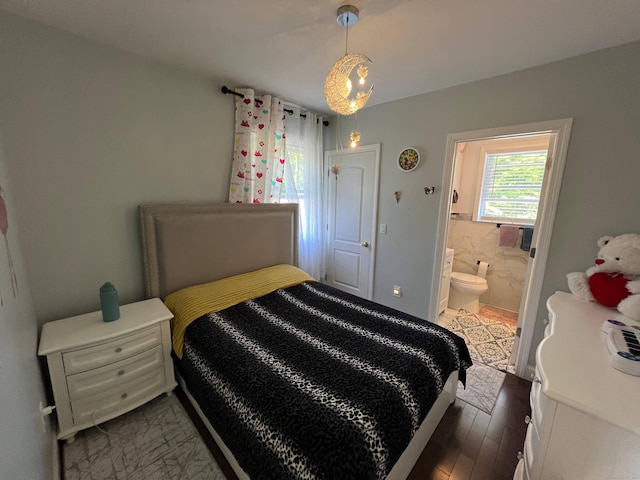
[{"xmin": 139, "ymin": 203, "xmax": 299, "ymax": 298}]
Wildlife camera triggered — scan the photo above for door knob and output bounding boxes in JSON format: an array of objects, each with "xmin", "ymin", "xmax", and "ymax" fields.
[{"xmin": 361, "ymin": 241, "xmax": 369, "ymax": 248}]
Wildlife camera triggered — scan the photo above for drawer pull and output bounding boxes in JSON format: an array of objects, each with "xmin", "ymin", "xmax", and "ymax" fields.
[
  {"xmin": 115, "ymin": 347, "xmax": 122, "ymax": 353},
  {"xmin": 517, "ymin": 451, "xmax": 524, "ymax": 461},
  {"xmin": 118, "ymin": 370, "xmax": 125, "ymax": 376},
  {"xmin": 524, "ymin": 415, "xmax": 531, "ymax": 424},
  {"xmin": 121, "ymin": 392, "xmax": 128, "ymax": 400}
]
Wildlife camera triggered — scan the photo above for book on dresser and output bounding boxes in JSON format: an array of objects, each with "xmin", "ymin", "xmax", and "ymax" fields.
[
  {"xmin": 38, "ymin": 298, "xmax": 177, "ymax": 442},
  {"xmin": 513, "ymin": 291, "xmax": 640, "ymax": 480}
]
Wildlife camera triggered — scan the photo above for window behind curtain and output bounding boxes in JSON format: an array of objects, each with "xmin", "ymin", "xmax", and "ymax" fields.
[
  {"xmin": 475, "ymin": 148, "xmax": 547, "ymax": 225},
  {"xmin": 281, "ymin": 135, "xmax": 304, "ymax": 203}
]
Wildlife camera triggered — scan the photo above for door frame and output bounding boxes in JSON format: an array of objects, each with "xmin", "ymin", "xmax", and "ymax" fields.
[
  {"xmin": 324, "ymin": 143, "xmax": 381, "ymax": 300},
  {"xmin": 428, "ymin": 118, "xmax": 573, "ymax": 378}
]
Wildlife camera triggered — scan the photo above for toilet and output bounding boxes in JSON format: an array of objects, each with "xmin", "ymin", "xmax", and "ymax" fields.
[{"xmin": 448, "ymin": 267, "xmax": 489, "ymax": 313}]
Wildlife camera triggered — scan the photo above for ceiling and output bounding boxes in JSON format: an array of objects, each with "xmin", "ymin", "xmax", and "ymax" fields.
[{"xmin": 2, "ymin": 0, "xmax": 640, "ymax": 115}]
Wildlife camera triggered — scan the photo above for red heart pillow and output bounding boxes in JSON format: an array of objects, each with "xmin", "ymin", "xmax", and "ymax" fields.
[{"xmin": 589, "ymin": 272, "xmax": 631, "ymax": 307}]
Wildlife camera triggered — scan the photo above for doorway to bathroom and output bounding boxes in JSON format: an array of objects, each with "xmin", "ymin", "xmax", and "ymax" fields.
[{"xmin": 429, "ymin": 119, "xmax": 573, "ymax": 379}]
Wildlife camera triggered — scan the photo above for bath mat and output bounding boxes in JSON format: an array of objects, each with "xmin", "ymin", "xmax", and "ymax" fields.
[{"xmin": 457, "ymin": 363, "xmax": 506, "ymax": 414}]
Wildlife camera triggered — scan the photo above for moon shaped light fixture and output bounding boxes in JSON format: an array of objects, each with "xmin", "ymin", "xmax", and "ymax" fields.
[{"xmin": 324, "ymin": 5, "xmax": 373, "ymax": 116}]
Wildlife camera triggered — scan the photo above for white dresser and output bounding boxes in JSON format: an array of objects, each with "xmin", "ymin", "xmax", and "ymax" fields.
[
  {"xmin": 514, "ymin": 291, "xmax": 640, "ymax": 479},
  {"xmin": 38, "ymin": 298, "xmax": 177, "ymax": 441}
]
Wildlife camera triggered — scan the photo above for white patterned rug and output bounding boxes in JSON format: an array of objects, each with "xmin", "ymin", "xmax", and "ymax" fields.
[
  {"xmin": 63, "ymin": 393, "xmax": 225, "ymax": 480},
  {"xmin": 440, "ymin": 309, "xmax": 517, "ymax": 370}
]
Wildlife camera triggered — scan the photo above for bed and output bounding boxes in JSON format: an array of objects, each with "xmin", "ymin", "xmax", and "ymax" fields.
[{"xmin": 139, "ymin": 203, "xmax": 471, "ymax": 479}]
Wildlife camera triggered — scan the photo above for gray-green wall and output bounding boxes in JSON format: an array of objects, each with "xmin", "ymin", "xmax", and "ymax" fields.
[
  {"xmin": 327, "ymin": 40, "xmax": 640, "ymax": 366},
  {"xmin": 0, "ymin": 11, "xmax": 235, "ymax": 325}
]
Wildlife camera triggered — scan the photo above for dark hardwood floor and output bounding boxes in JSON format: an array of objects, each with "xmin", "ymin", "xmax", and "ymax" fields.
[
  {"xmin": 408, "ymin": 372, "xmax": 531, "ymax": 479},
  {"xmin": 177, "ymin": 371, "xmax": 532, "ymax": 480}
]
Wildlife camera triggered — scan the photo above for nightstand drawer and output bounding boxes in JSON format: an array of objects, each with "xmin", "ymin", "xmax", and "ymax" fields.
[
  {"xmin": 71, "ymin": 368, "xmax": 166, "ymax": 426},
  {"xmin": 63, "ymin": 325, "xmax": 161, "ymax": 374},
  {"xmin": 67, "ymin": 345, "xmax": 164, "ymax": 401}
]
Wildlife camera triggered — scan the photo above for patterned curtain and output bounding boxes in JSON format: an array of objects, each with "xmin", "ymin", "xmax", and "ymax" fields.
[{"xmin": 229, "ymin": 88, "xmax": 287, "ymax": 203}]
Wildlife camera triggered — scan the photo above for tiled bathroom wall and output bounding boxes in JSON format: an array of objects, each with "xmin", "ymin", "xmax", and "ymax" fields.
[{"xmin": 447, "ymin": 218, "xmax": 529, "ymax": 312}]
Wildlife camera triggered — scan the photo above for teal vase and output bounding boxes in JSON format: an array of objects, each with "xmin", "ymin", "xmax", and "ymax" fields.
[{"xmin": 100, "ymin": 282, "xmax": 120, "ymax": 322}]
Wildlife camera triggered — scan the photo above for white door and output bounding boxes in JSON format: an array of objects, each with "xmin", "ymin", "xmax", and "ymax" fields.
[
  {"xmin": 325, "ymin": 144, "xmax": 380, "ymax": 300},
  {"xmin": 509, "ymin": 133, "xmax": 557, "ymax": 365}
]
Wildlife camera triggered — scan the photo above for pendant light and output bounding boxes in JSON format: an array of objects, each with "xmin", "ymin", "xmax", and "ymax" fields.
[{"xmin": 324, "ymin": 5, "xmax": 373, "ymax": 116}]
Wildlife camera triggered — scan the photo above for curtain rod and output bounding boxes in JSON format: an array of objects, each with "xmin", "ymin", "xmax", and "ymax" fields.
[{"xmin": 221, "ymin": 86, "xmax": 329, "ymax": 126}]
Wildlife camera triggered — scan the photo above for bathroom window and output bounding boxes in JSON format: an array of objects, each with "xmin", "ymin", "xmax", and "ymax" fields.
[{"xmin": 474, "ymin": 146, "xmax": 548, "ymax": 225}]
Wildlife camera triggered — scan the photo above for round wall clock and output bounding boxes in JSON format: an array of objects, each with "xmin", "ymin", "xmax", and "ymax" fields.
[{"xmin": 397, "ymin": 147, "xmax": 420, "ymax": 172}]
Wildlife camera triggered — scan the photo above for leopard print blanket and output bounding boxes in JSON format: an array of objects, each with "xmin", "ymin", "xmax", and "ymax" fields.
[{"xmin": 178, "ymin": 281, "xmax": 471, "ymax": 479}]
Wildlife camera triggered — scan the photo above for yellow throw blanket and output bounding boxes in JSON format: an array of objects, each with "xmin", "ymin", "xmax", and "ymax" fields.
[{"xmin": 164, "ymin": 264, "xmax": 316, "ymax": 358}]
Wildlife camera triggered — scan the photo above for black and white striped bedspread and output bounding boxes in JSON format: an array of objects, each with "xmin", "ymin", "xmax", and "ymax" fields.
[{"xmin": 178, "ymin": 281, "xmax": 471, "ymax": 479}]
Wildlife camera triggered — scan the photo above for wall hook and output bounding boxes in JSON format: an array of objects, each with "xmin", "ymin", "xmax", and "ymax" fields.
[{"xmin": 424, "ymin": 186, "xmax": 436, "ymax": 195}]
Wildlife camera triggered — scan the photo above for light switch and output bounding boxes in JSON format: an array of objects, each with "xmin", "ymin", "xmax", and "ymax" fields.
[
  {"xmin": 393, "ymin": 285, "xmax": 402, "ymax": 297},
  {"xmin": 379, "ymin": 223, "xmax": 387, "ymax": 235}
]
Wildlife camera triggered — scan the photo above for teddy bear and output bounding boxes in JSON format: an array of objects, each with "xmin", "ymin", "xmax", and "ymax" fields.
[{"xmin": 566, "ymin": 233, "xmax": 640, "ymax": 320}]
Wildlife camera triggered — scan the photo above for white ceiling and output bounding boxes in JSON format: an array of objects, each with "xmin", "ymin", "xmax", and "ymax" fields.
[{"xmin": 2, "ymin": 0, "xmax": 640, "ymax": 114}]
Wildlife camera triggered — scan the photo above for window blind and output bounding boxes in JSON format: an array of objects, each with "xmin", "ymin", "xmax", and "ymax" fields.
[{"xmin": 477, "ymin": 150, "xmax": 546, "ymax": 224}]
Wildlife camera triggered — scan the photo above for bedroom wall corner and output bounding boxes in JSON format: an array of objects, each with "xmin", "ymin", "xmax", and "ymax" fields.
[{"xmin": 0, "ymin": 130, "xmax": 53, "ymax": 478}]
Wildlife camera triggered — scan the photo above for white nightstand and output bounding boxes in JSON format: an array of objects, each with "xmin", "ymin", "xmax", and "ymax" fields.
[{"xmin": 38, "ymin": 298, "xmax": 177, "ymax": 442}]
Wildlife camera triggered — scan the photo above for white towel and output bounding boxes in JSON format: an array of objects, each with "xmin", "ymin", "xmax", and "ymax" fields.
[{"xmin": 499, "ymin": 225, "xmax": 520, "ymax": 247}]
